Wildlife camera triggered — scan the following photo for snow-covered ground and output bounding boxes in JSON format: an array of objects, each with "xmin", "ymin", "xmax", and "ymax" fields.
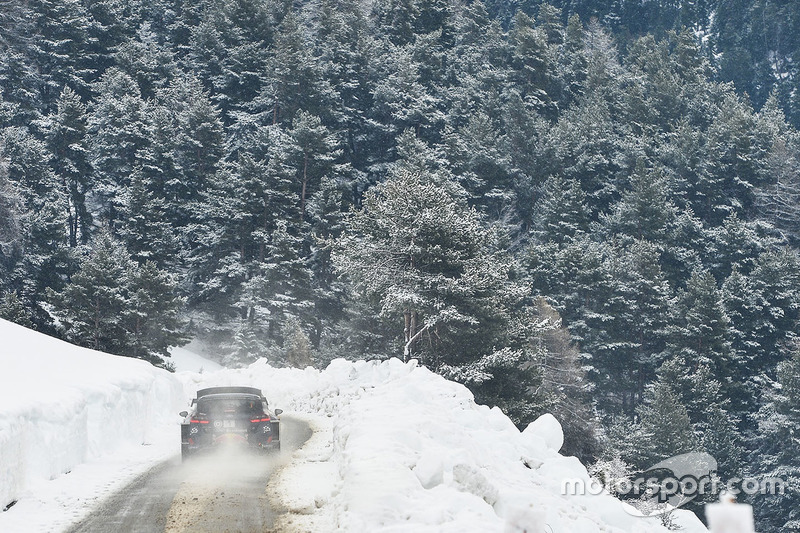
[
  {"xmin": 0, "ymin": 319, "xmax": 184, "ymax": 532},
  {"xmin": 169, "ymin": 343, "xmax": 223, "ymax": 374},
  {"xmin": 0, "ymin": 319, "xmax": 709, "ymax": 532}
]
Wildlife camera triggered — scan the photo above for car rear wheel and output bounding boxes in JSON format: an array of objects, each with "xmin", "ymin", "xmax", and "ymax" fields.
[{"xmin": 181, "ymin": 444, "xmax": 193, "ymax": 462}]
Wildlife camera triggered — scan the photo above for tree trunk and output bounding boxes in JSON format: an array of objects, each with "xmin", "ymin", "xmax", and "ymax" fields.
[
  {"xmin": 404, "ymin": 322, "xmax": 431, "ymax": 362},
  {"xmin": 300, "ymin": 152, "xmax": 308, "ymax": 223},
  {"xmin": 260, "ymin": 195, "xmax": 268, "ymax": 262},
  {"xmin": 404, "ymin": 311, "xmax": 411, "ymax": 361},
  {"xmin": 94, "ymin": 296, "xmax": 100, "ymax": 350}
]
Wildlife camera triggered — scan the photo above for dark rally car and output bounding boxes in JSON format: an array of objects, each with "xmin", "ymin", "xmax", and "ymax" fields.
[{"xmin": 179, "ymin": 386, "xmax": 282, "ymax": 461}]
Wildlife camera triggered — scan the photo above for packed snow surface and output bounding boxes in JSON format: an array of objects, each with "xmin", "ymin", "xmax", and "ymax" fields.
[{"xmin": 0, "ymin": 319, "xmax": 708, "ymax": 532}]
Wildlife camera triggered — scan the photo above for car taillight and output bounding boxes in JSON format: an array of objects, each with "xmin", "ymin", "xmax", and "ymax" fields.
[
  {"xmin": 250, "ymin": 417, "xmax": 270, "ymax": 423},
  {"xmin": 191, "ymin": 419, "xmax": 210, "ymax": 424}
]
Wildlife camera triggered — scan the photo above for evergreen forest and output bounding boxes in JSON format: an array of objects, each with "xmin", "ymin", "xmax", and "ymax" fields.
[{"xmin": 0, "ymin": 0, "xmax": 799, "ymax": 529}]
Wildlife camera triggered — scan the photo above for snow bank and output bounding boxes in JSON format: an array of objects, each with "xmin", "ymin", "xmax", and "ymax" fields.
[
  {"xmin": 0, "ymin": 322, "xmax": 708, "ymax": 532},
  {"xmin": 181, "ymin": 357, "xmax": 709, "ymax": 532},
  {"xmin": 0, "ymin": 319, "xmax": 183, "ymax": 513}
]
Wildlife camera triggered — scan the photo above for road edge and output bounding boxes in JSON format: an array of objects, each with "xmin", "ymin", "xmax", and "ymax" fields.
[{"xmin": 266, "ymin": 412, "xmax": 338, "ymax": 532}]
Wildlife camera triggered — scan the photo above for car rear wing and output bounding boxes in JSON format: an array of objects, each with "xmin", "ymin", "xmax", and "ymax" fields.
[
  {"xmin": 193, "ymin": 386, "xmax": 265, "ymax": 401},
  {"xmin": 197, "ymin": 386, "xmax": 263, "ymax": 397}
]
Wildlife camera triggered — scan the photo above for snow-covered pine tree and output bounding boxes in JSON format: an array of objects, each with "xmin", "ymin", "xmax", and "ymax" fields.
[
  {"xmin": 49, "ymin": 232, "xmax": 132, "ymax": 354},
  {"xmin": 117, "ymin": 167, "xmax": 178, "ymax": 267},
  {"xmin": 665, "ymin": 268, "xmax": 733, "ymax": 388},
  {"xmin": 531, "ymin": 174, "xmax": 590, "ymax": 244},
  {"xmin": 635, "ymin": 376, "xmax": 697, "ymax": 467},
  {"xmin": 333, "ymin": 164, "xmax": 547, "ymax": 425},
  {"xmin": 508, "ymin": 11, "xmax": 557, "ymax": 117},
  {"xmin": 44, "ymin": 86, "xmax": 92, "ymax": 247},
  {"xmin": 50, "ymin": 232, "xmax": 186, "ymax": 365},
  {"xmin": 444, "ymin": 109, "xmax": 512, "ymax": 218},
  {"xmin": 749, "ymin": 349, "xmax": 800, "ymax": 532},
  {"xmin": 0, "ymin": 141, "xmax": 25, "ymax": 271},
  {"xmin": 1, "ymin": 127, "xmax": 71, "ymax": 327},
  {"xmin": 126, "ymin": 260, "xmax": 187, "ymax": 366},
  {"xmin": 288, "ymin": 111, "xmax": 341, "ymax": 224},
  {"xmin": 165, "ymin": 75, "xmax": 225, "ymax": 224},
  {"xmin": 0, "ymin": 291, "xmax": 34, "ymax": 328},
  {"xmin": 88, "ymin": 68, "xmax": 148, "ymax": 228}
]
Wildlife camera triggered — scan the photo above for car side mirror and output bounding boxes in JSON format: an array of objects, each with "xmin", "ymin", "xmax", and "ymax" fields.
[
  {"xmin": 179, "ymin": 411, "xmax": 188, "ymax": 418},
  {"xmin": 274, "ymin": 409, "xmax": 283, "ymax": 416}
]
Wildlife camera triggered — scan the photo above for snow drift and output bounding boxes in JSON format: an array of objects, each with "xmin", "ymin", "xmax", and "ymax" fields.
[
  {"xmin": 0, "ymin": 319, "xmax": 183, "ymax": 513},
  {"xmin": 183, "ymin": 357, "xmax": 709, "ymax": 532}
]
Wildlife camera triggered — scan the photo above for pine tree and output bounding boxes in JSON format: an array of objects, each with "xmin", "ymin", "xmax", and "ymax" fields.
[
  {"xmin": 0, "ymin": 291, "xmax": 34, "ymax": 328},
  {"xmin": 0, "ymin": 142, "xmax": 25, "ymax": 270},
  {"xmin": 44, "ymin": 86, "xmax": 92, "ymax": 247},
  {"xmin": 543, "ymin": 96, "xmax": 636, "ymax": 214},
  {"xmin": 371, "ymin": 44, "xmax": 443, "ymax": 139},
  {"xmin": 556, "ymin": 13, "xmax": 588, "ymax": 109},
  {"xmin": 165, "ymin": 75, "xmax": 225, "ymax": 220},
  {"xmin": 88, "ymin": 68, "xmax": 148, "ymax": 227},
  {"xmin": 0, "ymin": 0, "xmax": 42, "ymax": 125},
  {"xmin": 373, "ymin": 0, "xmax": 419, "ymax": 47},
  {"xmin": 666, "ymin": 268, "xmax": 733, "ymax": 390},
  {"xmin": 1, "ymin": 127, "xmax": 72, "ymax": 326},
  {"xmin": 756, "ymin": 132, "xmax": 800, "ymax": 244},
  {"xmin": 531, "ymin": 174, "xmax": 589, "ymax": 244},
  {"xmin": 749, "ymin": 349, "xmax": 800, "ymax": 532},
  {"xmin": 235, "ymin": 220, "xmax": 313, "ymax": 359},
  {"xmin": 526, "ymin": 235, "xmax": 615, "ymax": 365},
  {"xmin": 701, "ymin": 93, "xmax": 772, "ymax": 223},
  {"xmin": 49, "ymin": 232, "xmax": 186, "ymax": 364},
  {"xmin": 117, "ymin": 168, "xmax": 178, "ymax": 268},
  {"xmin": 126, "ymin": 260, "xmax": 187, "ymax": 366},
  {"xmin": 656, "ymin": 352, "xmax": 744, "ymax": 481},
  {"xmin": 508, "ymin": 11, "xmax": 556, "ymax": 116},
  {"xmin": 599, "ymin": 163, "xmax": 678, "ymax": 245},
  {"xmin": 444, "ymin": 109, "xmax": 511, "ymax": 217},
  {"xmin": 257, "ymin": 11, "xmax": 332, "ymax": 125},
  {"xmin": 746, "ymin": 249, "xmax": 800, "ymax": 370},
  {"xmin": 113, "ymin": 22, "xmax": 180, "ymax": 100},
  {"xmin": 49, "ymin": 232, "xmax": 132, "ymax": 354},
  {"xmin": 595, "ymin": 240, "xmax": 673, "ymax": 414},
  {"xmin": 705, "ymin": 214, "xmax": 770, "ymax": 279},
  {"xmin": 288, "ymin": 111, "xmax": 341, "ymax": 224},
  {"xmin": 635, "ymin": 376, "xmax": 698, "ymax": 467},
  {"xmin": 722, "ymin": 266, "xmax": 769, "ymax": 382},
  {"xmin": 334, "ymin": 167, "xmax": 546, "ymax": 425},
  {"xmin": 582, "ymin": 19, "xmax": 627, "ymax": 102},
  {"xmin": 312, "ymin": 0, "xmax": 375, "ymax": 173},
  {"xmin": 28, "ymin": 0, "xmax": 98, "ymax": 106},
  {"xmin": 306, "ymin": 173, "xmax": 352, "ymax": 348}
]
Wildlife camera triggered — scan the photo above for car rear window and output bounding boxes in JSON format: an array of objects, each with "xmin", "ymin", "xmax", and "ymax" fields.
[{"xmin": 197, "ymin": 396, "xmax": 263, "ymax": 417}]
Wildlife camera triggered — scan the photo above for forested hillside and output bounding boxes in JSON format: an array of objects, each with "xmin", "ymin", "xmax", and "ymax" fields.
[
  {"xmin": 1, "ymin": 0, "xmax": 799, "ymax": 529},
  {"xmin": 488, "ymin": 0, "xmax": 800, "ymax": 127}
]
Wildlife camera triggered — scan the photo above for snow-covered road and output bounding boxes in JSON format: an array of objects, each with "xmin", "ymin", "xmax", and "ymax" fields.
[{"xmin": 66, "ymin": 416, "xmax": 311, "ymax": 533}]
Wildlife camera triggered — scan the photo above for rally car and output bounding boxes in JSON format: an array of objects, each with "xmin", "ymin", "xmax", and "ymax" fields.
[{"xmin": 179, "ymin": 386, "xmax": 282, "ymax": 461}]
